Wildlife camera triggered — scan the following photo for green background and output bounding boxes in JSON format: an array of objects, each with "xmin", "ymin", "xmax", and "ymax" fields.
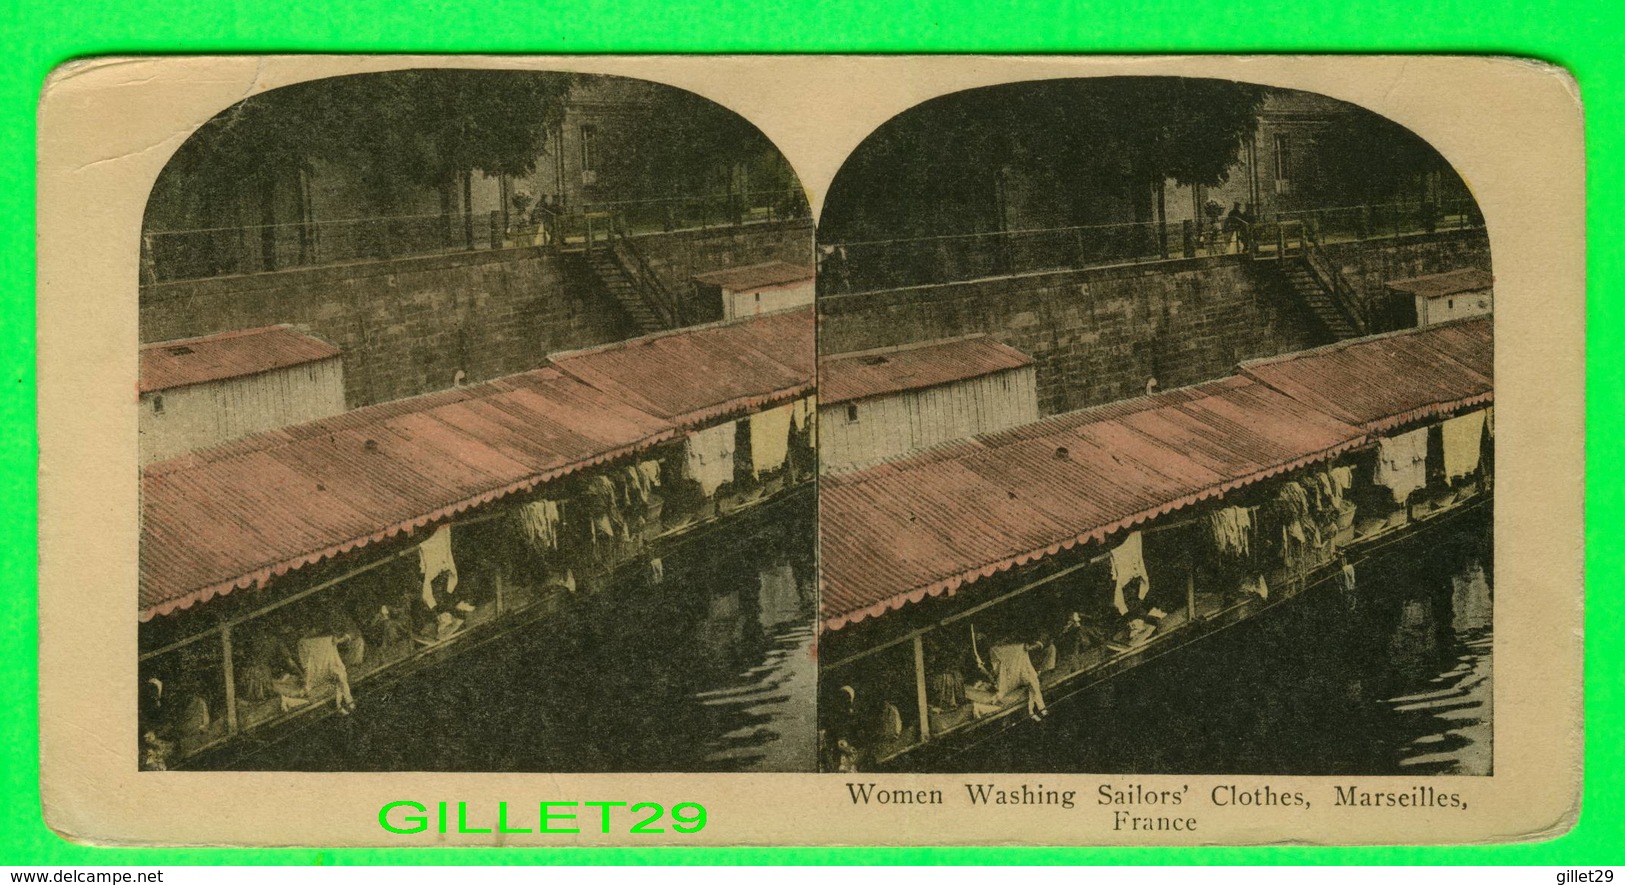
[{"xmin": 2, "ymin": 0, "xmax": 1611, "ymax": 865}]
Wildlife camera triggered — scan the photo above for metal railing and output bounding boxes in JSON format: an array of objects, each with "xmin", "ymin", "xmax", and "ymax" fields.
[
  {"xmin": 818, "ymin": 198, "xmax": 1484, "ymax": 296},
  {"xmin": 142, "ymin": 189, "xmax": 812, "ymax": 284},
  {"xmin": 1303, "ymin": 232, "xmax": 1371, "ymax": 335},
  {"xmin": 606, "ymin": 222, "xmax": 683, "ymax": 327}
]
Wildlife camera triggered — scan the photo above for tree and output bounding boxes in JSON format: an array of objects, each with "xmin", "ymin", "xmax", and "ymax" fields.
[
  {"xmin": 1314, "ymin": 108, "xmax": 1460, "ymax": 208},
  {"xmin": 596, "ymin": 86, "xmax": 796, "ymax": 226},
  {"xmin": 1109, "ymin": 79, "xmax": 1267, "ymax": 256},
  {"xmin": 144, "ymin": 70, "xmax": 575, "ymax": 269},
  {"xmin": 821, "ymin": 78, "xmax": 1266, "ymax": 242}
]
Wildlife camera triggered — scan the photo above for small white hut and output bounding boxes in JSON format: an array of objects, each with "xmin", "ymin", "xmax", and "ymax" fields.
[
  {"xmin": 139, "ymin": 325, "xmax": 347, "ymax": 465},
  {"xmin": 692, "ymin": 261, "xmax": 815, "ymax": 321},
  {"xmin": 819, "ymin": 335, "xmax": 1039, "ymax": 473}
]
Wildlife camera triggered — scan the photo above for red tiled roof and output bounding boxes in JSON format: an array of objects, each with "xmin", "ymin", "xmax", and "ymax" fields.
[
  {"xmin": 691, "ymin": 261, "xmax": 814, "ymax": 292},
  {"xmin": 549, "ymin": 308, "xmax": 815, "ymax": 426},
  {"xmin": 820, "ymin": 336, "xmax": 1035, "ymax": 406},
  {"xmin": 1237, "ymin": 316, "xmax": 1493, "ymax": 433},
  {"xmin": 140, "ymin": 310, "xmax": 816, "ymax": 622},
  {"xmin": 1385, "ymin": 268, "xmax": 1493, "ymax": 298},
  {"xmin": 140, "ymin": 325, "xmax": 341, "ymax": 394},
  {"xmin": 820, "ymin": 318, "xmax": 1493, "ymax": 631}
]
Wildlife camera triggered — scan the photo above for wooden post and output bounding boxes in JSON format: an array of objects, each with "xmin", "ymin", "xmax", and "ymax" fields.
[
  {"xmin": 913, "ymin": 634, "xmax": 931, "ymax": 743},
  {"xmin": 1186, "ymin": 558, "xmax": 1197, "ymax": 623},
  {"xmin": 220, "ymin": 625, "xmax": 238, "ymax": 736}
]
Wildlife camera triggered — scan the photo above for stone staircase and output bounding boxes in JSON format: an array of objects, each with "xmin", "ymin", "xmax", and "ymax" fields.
[
  {"xmin": 1277, "ymin": 258, "xmax": 1360, "ymax": 341},
  {"xmin": 588, "ymin": 250, "xmax": 667, "ymax": 336}
]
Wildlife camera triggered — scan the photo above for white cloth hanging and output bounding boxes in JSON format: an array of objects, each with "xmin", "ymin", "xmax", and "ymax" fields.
[
  {"xmin": 1109, "ymin": 530, "xmax": 1150, "ymax": 615},
  {"xmin": 637, "ymin": 460, "xmax": 662, "ymax": 490},
  {"xmin": 1330, "ymin": 466, "xmax": 1354, "ymax": 493},
  {"xmin": 684, "ymin": 420, "xmax": 738, "ymax": 497},
  {"xmin": 749, "ymin": 403, "xmax": 795, "ymax": 476},
  {"xmin": 417, "ymin": 525, "xmax": 458, "ymax": 609},
  {"xmin": 1441, "ymin": 410, "xmax": 1488, "ymax": 480},
  {"xmin": 1374, "ymin": 428, "xmax": 1430, "ymax": 504}
]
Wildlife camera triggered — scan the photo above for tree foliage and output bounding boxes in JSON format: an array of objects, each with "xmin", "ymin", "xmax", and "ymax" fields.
[
  {"xmin": 820, "ymin": 78, "xmax": 1268, "ymax": 243},
  {"xmin": 1312, "ymin": 108, "xmax": 1457, "ymax": 205},
  {"xmin": 147, "ymin": 69, "xmax": 575, "ymax": 228},
  {"xmin": 595, "ymin": 86, "xmax": 796, "ymax": 200}
]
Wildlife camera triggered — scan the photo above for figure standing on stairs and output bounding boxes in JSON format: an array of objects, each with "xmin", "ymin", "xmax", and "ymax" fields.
[{"xmin": 1224, "ymin": 203, "xmax": 1245, "ymax": 254}]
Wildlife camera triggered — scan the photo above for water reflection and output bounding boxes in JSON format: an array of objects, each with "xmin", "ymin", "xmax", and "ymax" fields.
[
  {"xmin": 207, "ymin": 503, "xmax": 816, "ymax": 772},
  {"xmin": 943, "ymin": 514, "xmax": 1492, "ymax": 775}
]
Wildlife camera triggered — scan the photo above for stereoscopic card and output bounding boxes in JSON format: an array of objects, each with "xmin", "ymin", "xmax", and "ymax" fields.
[{"xmin": 35, "ymin": 54, "xmax": 1582, "ymax": 846}]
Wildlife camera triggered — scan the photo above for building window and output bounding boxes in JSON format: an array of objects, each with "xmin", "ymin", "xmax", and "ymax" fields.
[
  {"xmin": 152, "ymin": 395, "xmax": 164, "ymax": 414},
  {"xmin": 846, "ymin": 403, "xmax": 860, "ymax": 424},
  {"xmin": 580, "ymin": 125, "xmax": 598, "ymax": 173},
  {"xmin": 1273, "ymin": 133, "xmax": 1291, "ymax": 182},
  {"xmin": 1447, "ymin": 298, "xmax": 1455, "ymax": 310}
]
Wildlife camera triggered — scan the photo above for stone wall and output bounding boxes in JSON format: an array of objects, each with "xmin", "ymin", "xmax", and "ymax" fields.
[
  {"xmin": 139, "ymin": 221, "xmax": 816, "ymax": 409},
  {"xmin": 627, "ymin": 220, "xmax": 815, "ymax": 314},
  {"xmin": 818, "ymin": 257, "xmax": 1317, "ymax": 416},
  {"xmin": 1320, "ymin": 229, "xmax": 1494, "ymax": 326},
  {"xmin": 817, "ymin": 229, "xmax": 1491, "ymax": 417}
]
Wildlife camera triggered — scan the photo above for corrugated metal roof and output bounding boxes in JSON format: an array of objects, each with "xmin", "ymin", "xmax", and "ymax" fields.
[
  {"xmin": 549, "ymin": 308, "xmax": 815, "ymax": 426},
  {"xmin": 140, "ymin": 325, "xmax": 342, "ymax": 394},
  {"xmin": 141, "ymin": 310, "xmax": 815, "ymax": 622},
  {"xmin": 1385, "ymin": 268, "xmax": 1494, "ymax": 298},
  {"xmin": 691, "ymin": 261, "xmax": 814, "ymax": 292},
  {"xmin": 820, "ymin": 336, "xmax": 1036, "ymax": 406},
  {"xmin": 821, "ymin": 318, "xmax": 1493, "ymax": 631},
  {"xmin": 1238, "ymin": 316, "xmax": 1492, "ymax": 433}
]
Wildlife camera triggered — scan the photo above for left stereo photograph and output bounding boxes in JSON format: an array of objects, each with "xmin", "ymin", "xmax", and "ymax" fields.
[{"xmin": 134, "ymin": 68, "xmax": 819, "ymax": 773}]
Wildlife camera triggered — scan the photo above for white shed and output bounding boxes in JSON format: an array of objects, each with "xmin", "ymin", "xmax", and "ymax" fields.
[
  {"xmin": 1387, "ymin": 268, "xmax": 1493, "ymax": 328},
  {"xmin": 139, "ymin": 325, "xmax": 347, "ymax": 465},
  {"xmin": 693, "ymin": 262, "xmax": 815, "ymax": 321},
  {"xmin": 819, "ymin": 335, "xmax": 1040, "ymax": 474}
]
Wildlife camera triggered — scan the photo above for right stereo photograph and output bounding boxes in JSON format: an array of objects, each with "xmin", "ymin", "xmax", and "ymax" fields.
[{"xmin": 813, "ymin": 77, "xmax": 1494, "ymax": 776}]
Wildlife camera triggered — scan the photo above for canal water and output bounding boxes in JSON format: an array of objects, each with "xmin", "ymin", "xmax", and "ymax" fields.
[
  {"xmin": 944, "ymin": 511, "xmax": 1494, "ymax": 776},
  {"xmin": 212, "ymin": 502, "xmax": 818, "ymax": 773}
]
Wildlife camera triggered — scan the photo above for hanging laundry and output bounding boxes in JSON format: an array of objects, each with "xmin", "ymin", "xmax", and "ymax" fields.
[
  {"xmin": 1276, "ymin": 481, "xmax": 1312, "ymax": 522},
  {"xmin": 621, "ymin": 465, "xmax": 646, "ymax": 507},
  {"xmin": 1441, "ymin": 410, "xmax": 1488, "ymax": 480},
  {"xmin": 516, "ymin": 499, "xmax": 562, "ymax": 551},
  {"xmin": 1374, "ymin": 428, "xmax": 1430, "ymax": 504},
  {"xmin": 637, "ymin": 459, "xmax": 662, "ymax": 490},
  {"xmin": 1313, "ymin": 471, "xmax": 1340, "ymax": 512},
  {"xmin": 1330, "ymin": 466, "xmax": 1355, "ymax": 494},
  {"xmin": 684, "ymin": 420, "xmax": 738, "ymax": 497},
  {"xmin": 1109, "ymin": 530, "xmax": 1150, "ymax": 616},
  {"xmin": 1207, "ymin": 506, "xmax": 1254, "ymax": 559},
  {"xmin": 417, "ymin": 525, "xmax": 458, "ymax": 609},
  {"xmin": 749, "ymin": 403, "xmax": 795, "ymax": 476}
]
